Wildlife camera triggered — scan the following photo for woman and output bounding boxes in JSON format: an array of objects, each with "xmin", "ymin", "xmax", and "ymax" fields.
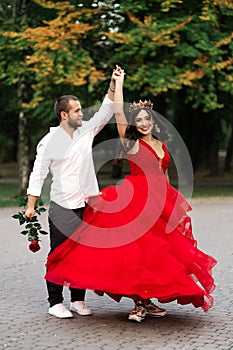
[{"xmin": 45, "ymin": 66, "xmax": 217, "ymax": 323}]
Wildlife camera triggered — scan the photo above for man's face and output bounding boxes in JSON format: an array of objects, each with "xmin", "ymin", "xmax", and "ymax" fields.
[{"xmin": 67, "ymin": 100, "xmax": 83, "ymax": 129}]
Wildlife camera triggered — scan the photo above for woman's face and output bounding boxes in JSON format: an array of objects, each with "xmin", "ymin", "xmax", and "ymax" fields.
[{"xmin": 134, "ymin": 109, "xmax": 153, "ymax": 136}]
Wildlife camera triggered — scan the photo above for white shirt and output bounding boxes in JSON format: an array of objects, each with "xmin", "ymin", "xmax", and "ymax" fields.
[{"xmin": 27, "ymin": 95, "xmax": 114, "ymax": 209}]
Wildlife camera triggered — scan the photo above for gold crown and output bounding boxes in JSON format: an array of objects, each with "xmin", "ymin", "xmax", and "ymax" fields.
[{"xmin": 129, "ymin": 99, "xmax": 153, "ymax": 112}]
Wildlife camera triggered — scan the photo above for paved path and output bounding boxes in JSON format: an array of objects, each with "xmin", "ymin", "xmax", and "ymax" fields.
[{"xmin": 1, "ymin": 200, "xmax": 233, "ymax": 350}]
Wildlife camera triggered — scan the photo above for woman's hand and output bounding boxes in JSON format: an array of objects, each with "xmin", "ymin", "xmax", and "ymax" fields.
[
  {"xmin": 109, "ymin": 65, "xmax": 125, "ymax": 99},
  {"xmin": 112, "ymin": 65, "xmax": 125, "ymax": 82}
]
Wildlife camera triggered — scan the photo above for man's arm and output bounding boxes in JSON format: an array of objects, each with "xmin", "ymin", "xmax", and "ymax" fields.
[
  {"xmin": 25, "ymin": 136, "xmax": 51, "ymax": 217},
  {"xmin": 108, "ymin": 75, "xmax": 116, "ymax": 101},
  {"xmin": 82, "ymin": 68, "xmax": 118, "ymax": 137}
]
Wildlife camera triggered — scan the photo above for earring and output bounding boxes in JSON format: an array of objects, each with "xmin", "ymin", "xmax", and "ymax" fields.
[{"xmin": 154, "ymin": 124, "xmax": 160, "ymax": 133}]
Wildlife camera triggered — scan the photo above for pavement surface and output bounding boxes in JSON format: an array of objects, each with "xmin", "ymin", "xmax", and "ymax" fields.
[{"xmin": 1, "ymin": 199, "xmax": 233, "ymax": 350}]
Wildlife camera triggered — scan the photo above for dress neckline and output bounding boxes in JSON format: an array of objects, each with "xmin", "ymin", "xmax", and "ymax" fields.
[{"xmin": 139, "ymin": 138, "xmax": 165, "ymax": 160}]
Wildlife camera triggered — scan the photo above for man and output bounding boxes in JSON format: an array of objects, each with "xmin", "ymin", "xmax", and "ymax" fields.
[{"xmin": 25, "ymin": 71, "xmax": 116, "ymax": 319}]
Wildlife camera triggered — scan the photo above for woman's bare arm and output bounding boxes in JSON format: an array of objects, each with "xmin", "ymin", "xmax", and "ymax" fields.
[{"xmin": 113, "ymin": 65, "xmax": 128, "ymax": 142}]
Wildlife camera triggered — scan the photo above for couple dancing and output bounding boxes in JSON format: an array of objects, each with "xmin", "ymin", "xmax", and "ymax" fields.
[{"xmin": 26, "ymin": 66, "xmax": 216, "ymax": 323}]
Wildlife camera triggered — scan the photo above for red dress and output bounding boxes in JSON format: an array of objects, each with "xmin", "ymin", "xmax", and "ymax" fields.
[{"xmin": 45, "ymin": 139, "xmax": 217, "ymax": 311}]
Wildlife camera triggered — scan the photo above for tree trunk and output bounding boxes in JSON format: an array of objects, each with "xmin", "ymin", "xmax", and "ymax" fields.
[
  {"xmin": 17, "ymin": 77, "xmax": 30, "ymax": 196},
  {"xmin": 207, "ymin": 139, "xmax": 219, "ymax": 176},
  {"xmin": 16, "ymin": 0, "xmax": 30, "ymax": 196},
  {"xmin": 224, "ymin": 119, "xmax": 233, "ymax": 172}
]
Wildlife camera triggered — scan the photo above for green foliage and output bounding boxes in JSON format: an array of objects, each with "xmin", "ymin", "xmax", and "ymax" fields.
[
  {"xmin": 104, "ymin": 1, "xmax": 233, "ymax": 112},
  {"xmin": 1, "ymin": 0, "xmax": 232, "ymax": 112},
  {"xmin": 0, "ymin": 0, "xmax": 233, "ymax": 178}
]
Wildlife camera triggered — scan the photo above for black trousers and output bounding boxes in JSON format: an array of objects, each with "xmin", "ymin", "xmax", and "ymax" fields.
[{"xmin": 47, "ymin": 201, "xmax": 86, "ymax": 307}]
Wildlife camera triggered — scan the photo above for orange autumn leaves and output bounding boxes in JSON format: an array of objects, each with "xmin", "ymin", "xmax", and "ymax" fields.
[{"xmin": 2, "ymin": 4, "xmax": 104, "ymax": 108}]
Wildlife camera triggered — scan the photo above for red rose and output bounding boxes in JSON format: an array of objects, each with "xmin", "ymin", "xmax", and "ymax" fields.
[{"xmin": 29, "ymin": 241, "xmax": 41, "ymax": 253}]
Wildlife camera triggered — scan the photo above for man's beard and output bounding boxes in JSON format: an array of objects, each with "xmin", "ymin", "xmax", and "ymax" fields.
[{"xmin": 68, "ymin": 119, "xmax": 80, "ymax": 129}]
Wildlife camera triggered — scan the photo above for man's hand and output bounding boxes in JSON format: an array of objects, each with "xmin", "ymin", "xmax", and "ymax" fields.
[
  {"xmin": 25, "ymin": 207, "xmax": 36, "ymax": 218},
  {"xmin": 24, "ymin": 195, "xmax": 38, "ymax": 218}
]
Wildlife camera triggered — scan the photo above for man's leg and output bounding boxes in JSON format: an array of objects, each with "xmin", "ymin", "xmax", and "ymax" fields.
[
  {"xmin": 68, "ymin": 206, "xmax": 92, "ymax": 315},
  {"xmin": 47, "ymin": 201, "xmax": 91, "ymax": 316},
  {"xmin": 46, "ymin": 218, "xmax": 68, "ymax": 307},
  {"xmin": 47, "ymin": 213, "xmax": 74, "ymax": 318},
  {"xmin": 70, "ymin": 287, "xmax": 86, "ymax": 303}
]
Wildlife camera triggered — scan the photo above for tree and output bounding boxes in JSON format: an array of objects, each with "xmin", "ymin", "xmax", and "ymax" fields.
[
  {"xmin": 0, "ymin": 0, "xmax": 233, "ymax": 191},
  {"xmin": 103, "ymin": 0, "xmax": 233, "ymax": 173},
  {"xmin": 0, "ymin": 0, "xmax": 107, "ymax": 194}
]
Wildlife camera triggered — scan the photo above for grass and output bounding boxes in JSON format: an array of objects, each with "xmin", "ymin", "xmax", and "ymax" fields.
[
  {"xmin": 0, "ymin": 182, "xmax": 50, "ymax": 208},
  {"xmin": 99, "ymin": 182, "xmax": 233, "ymax": 198},
  {"xmin": 0, "ymin": 183, "xmax": 19, "ymax": 207},
  {"xmin": 192, "ymin": 184, "xmax": 233, "ymax": 198},
  {"xmin": 0, "ymin": 179, "xmax": 233, "ymax": 208}
]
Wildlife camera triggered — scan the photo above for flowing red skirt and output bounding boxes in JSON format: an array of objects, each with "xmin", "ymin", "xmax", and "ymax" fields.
[{"xmin": 45, "ymin": 174, "xmax": 217, "ymax": 312}]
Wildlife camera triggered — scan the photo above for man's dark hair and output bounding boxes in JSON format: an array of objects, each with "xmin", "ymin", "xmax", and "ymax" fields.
[{"xmin": 54, "ymin": 95, "xmax": 79, "ymax": 121}]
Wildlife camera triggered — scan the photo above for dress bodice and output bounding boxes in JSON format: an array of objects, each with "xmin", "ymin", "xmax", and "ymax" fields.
[{"xmin": 128, "ymin": 139, "xmax": 170, "ymax": 176}]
